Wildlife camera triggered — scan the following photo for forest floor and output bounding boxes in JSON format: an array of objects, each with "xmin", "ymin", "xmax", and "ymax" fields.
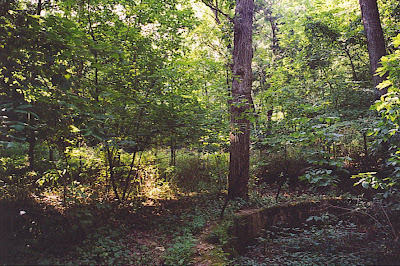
[
  {"xmin": 237, "ymin": 218, "xmax": 399, "ymax": 265},
  {"xmin": 1, "ymin": 185, "xmax": 400, "ymax": 265}
]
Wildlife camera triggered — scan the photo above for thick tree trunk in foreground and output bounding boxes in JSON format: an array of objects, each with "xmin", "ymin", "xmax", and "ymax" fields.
[
  {"xmin": 228, "ymin": 0, "xmax": 254, "ymax": 199},
  {"xmin": 359, "ymin": 0, "xmax": 387, "ymax": 98}
]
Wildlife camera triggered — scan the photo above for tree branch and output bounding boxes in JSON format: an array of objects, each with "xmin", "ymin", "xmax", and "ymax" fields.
[{"xmin": 201, "ymin": 0, "xmax": 234, "ymax": 24}]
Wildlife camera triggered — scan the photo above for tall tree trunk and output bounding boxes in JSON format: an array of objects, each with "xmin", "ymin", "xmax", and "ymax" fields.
[
  {"xmin": 28, "ymin": 129, "xmax": 35, "ymax": 170},
  {"xmin": 106, "ymin": 146, "xmax": 121, "ymax": 202},
  {"xmin": 49, "ymin": 146, "xmax": 54, "ymax": 161},
  {"xmin": 228, "ymin": 0, "xmax": 254, "ymax": 199},
  {"xmin": 121, "ymin": 150, "xmax": 137, "ymax": 202},
  {"xmin": 343, "ymin": 46, "xmax": 359, "ymax": 81},
  {"xmin": 36, "ymin": 0, "xmax": 42, "ymax": 15},
  {"xmin": 359, "ymin": 0, "xmax": 387, "ymax": 98},
  {"xmin": 27, "ymin": 112, "xmax": 35, "ymax": 170},
  {"xmin": 170, "ymin": 142, "xmax": 176, "ymax": 166}
]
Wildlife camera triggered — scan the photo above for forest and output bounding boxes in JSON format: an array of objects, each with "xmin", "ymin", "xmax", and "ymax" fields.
[{"xmin": 0, "ymin": 0, "xmax": 399, "ymax": 264}]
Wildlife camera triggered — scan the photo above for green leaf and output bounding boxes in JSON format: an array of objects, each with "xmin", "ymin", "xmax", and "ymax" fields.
[
  {"xmin": 377, "ymin": 80, "xmax": 392, "ymax": 89},
  {"xmin": 10, "ymin": 124, "xmax": 25, "ymax": 131},
  {"xmin": 392, "ymin": 34, "xmax": 400, "ymax": 47},
  {"xmin": 16, "ymin": 104, "xmax": 33, "ymax": 109},
  {"xmin": 69, "ymin": 125, "xmax": 80, "ymax": 133},
  {"xmin": 372, "ymin": 183, "xmax": 379, "ymax": 189},
  {"xmin": 361, "ymin": 181, "xmax": 369, "ymax": 189}
]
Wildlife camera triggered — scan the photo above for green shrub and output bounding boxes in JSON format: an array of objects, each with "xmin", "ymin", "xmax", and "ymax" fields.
[
  {"xmin": 163, "ymin": 234, "xmax": 195, "ymax": 265},
  {"xmin": 154, "ymin": 150, "xmax": 228, "ymax": 194}
]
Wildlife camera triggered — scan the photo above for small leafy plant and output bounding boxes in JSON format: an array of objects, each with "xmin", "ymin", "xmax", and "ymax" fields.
[
  {"xmin": 163, "ymin": 234, "xmax": 195, "ymax": 265},
  {"xmin": 299, "ymin": 168, "xmax": 339, "ymax": 187}
]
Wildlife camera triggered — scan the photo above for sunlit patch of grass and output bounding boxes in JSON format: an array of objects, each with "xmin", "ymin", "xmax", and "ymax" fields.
[
  {"xmin": 145, "ymin": 181, "xmax": 178, "ymax": 200},
  {"xmin": 135, "ymin": 165, "xmax": 180, "ymax": 200}
]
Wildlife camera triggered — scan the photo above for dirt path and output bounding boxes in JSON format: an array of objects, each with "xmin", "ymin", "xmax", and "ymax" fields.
[{"xmin": 192, "ymin": 223, "xmax": 223, "ymax": 266}]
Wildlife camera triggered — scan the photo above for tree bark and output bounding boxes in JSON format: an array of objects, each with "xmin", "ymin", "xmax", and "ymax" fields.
[
  {"xmin": 28, "ymin": 129, "xmax": 35, "ymax": 170},
  {"xmin": 36, "ymin": 0, "xmax": 42, "ymax": 16},
  {"xmin": 106, "ymin": 146, "xmax": 121, "ymax": 202},
  {"xmin": 343, "ymin": 46, "xmax": 358, "ymax": 81},
  {"xmin": 27, "ymin": 111, "xmax": 35, "ymax": 170},
  {"xmin": 359, "ymin": 0, "xmax": 387, "ymax": 98},
  {"xmin": 228, "ymin": 0, "xmax": 254, "ymax": 199}
]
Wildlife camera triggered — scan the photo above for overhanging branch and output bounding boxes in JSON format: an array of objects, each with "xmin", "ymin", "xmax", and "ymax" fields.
[{"xmin": 201, "ymin": 0, "xmax": 234, "ymax": 24}]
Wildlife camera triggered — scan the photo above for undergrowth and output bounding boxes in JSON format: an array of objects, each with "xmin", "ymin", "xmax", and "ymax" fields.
[{"xmin": 234, "ymin": 210, "xmax": 400, "ymax": 265}]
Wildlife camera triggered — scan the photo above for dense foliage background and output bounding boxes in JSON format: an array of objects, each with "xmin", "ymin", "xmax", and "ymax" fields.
[{"xmin": 0, "ymin": 0, "xmax": 399, "ymax": 264}]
